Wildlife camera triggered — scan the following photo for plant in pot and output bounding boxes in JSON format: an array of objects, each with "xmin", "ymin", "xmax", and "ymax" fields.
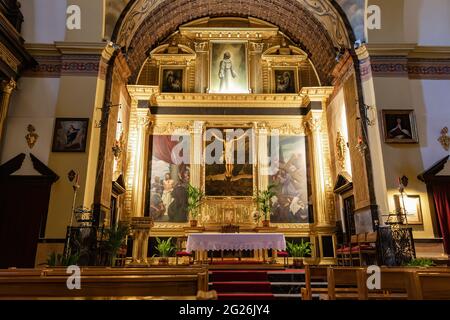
[
  {"xmin": 405, "ymin": 258, "xmax": 436, "ymax": 268},
  {"xmin": 187, "ymin": 184, "xmax": 204, "ymax": 228},
  {"xmin": 155, "ymin": 237, "xmax": 175, "ymax": 265},
  {"xmin": 287, "ymin": 240, "xmax": 312, "ymax": 268},
  {"xmin": 103, "ymin": 223, "xmax": 130, "ymax": 267},
  {"xmin": 255, "ymin": 184, "xmax": 276, "ymax": 227}
]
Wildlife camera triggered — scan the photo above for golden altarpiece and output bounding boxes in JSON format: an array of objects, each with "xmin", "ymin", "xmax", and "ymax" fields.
[{"xmin": 122, "ymin": 18, "xmax": 337, "ymax": 265}]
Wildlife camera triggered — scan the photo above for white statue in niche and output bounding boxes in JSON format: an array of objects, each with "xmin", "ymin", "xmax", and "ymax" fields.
[{"xmin": 218, "ymin": 51, "xmax": 237, "ymax": 93}]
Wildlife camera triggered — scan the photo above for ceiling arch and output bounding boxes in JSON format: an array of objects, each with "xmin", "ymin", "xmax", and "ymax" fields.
[{"xmin": 113, "ymin": 0, "xmax": 355, "ymax": 85}]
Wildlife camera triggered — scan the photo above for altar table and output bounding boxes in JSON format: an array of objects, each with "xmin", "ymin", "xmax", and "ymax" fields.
[{"xmin": 186, "ymin": 233, "xmax": 286, "ymax": 262}]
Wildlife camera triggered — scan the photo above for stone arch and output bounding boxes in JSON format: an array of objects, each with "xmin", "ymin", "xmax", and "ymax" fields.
[{"xmin": 112, "ymin": 0, "xmax": 356, "ymax": 85}]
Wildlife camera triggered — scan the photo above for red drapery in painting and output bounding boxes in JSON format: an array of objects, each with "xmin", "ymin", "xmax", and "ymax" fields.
[
  {"xmin": 432, "ymin": 181, "xmax": 450, "ymax": 254},
  {"xmin": 152, "ymin": 135, "xmax": 179, "ymax": 164}
]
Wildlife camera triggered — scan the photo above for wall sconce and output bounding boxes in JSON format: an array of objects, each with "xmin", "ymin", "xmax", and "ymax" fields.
[
  {"xmin": 95, "ymin": 102, "xmax": 122, "ymax": 128},
  {"xmin": 438, "ymin": 127, "xmax": 449, "ymax": 151}
]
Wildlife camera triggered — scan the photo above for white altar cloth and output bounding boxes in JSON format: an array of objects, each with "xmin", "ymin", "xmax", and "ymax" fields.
[{"xmin": 186, "ymin": 233, "xmax": 286, "ymax": 252}]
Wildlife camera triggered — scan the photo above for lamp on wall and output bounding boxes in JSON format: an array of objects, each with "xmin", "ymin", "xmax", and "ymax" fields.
[{"xmin": 94, "ymin": 102, "xmax": 122, "ymax": 128}]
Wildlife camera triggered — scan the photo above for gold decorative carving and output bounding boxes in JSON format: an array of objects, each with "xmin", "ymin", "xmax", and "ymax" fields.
[
  {"xmin": 151, "ymin": 121, "xmax": 193, "ymax": 135},
  {"xmin": 194, "ymin": 42, "xmax": 209, "ymax": 53},
  {"xmin": 250, "ymin": 42, "xmax": 265, "ymax": 53},
  {"xmin": 0, "ymin": 42, "xmax": 20, "ymax": 73},
  {"xmin": 151, "ymin": 93, "xmax": 309, "ymax": 108},
  {"xmin": 25, "ymin": 124, "xmax": 39, "ymax": 149},
  {"xmin": 2, "ymin": 78, "xmax": 16, "ymax": 94},
  {"xmin": 336, "ymin": 130, "xmax": 347, "ymax": 170},
  {"xmin": 438, "ymin": 127, "xmax": 450, "ymax": 151}
]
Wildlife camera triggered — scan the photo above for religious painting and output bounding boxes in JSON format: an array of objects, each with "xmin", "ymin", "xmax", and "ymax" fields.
[
  {"xmin": 145, "ymin": 135, "xmax": 191, "ymax": 223},
  {"xmin": 161, "ymin": 68, "xmax": 184, "ymax": 93},
  {"xmin": 382, "ymin": 110, "xmax": 419, "ymax": 144},
  {"xmin": 205, "ymin": 128, "xmax": 253, "ymax": 197},
  {"xmin": 268, "ymin": 136, "xmax": 313, "ymax": 224},
  {"xmin": 52, "ymin": 118, "xmax": 89, "ymax": 152},
  {"xmin": 210, "ymin": 42, "xmax": 249, "ymax": 93},
  {"xmin": 394, "ymin": 194, "xmax": 423, "ymax": 225},
  {"xmin": 274, "ymin": 69, "xmax": 297, "ymax": 94}
]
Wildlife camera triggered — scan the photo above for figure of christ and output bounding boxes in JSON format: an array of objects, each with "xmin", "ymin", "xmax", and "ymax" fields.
[
  {"xmin": 162, "ymin": 173, "xmax": 174, "ymax": 217},
  {"xmin": 218, "ymin": 51, "xmax": 237, "ymax": 93},
  {"xmin": 210, "ymin": 130, "xmax": 248, "ymax": 180}
]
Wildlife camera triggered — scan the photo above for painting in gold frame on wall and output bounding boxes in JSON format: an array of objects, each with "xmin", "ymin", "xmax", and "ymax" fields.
[
  {"xmin": 209, "ymin": 41, "xmax": 249, "ymax": 94},
  {"xmin": 268, "ymin": 135, "xmax": 314, "ymax": 224},
  {"xmin": 274, "ymin": 69, "xmax": 298, "ymax": 94},
  {"xmin": 145, "ymin": 135, "xmax": 191, "ymax": 223},
  {"xmin": 160, "ymin": 67, "xmax": 184, "ymax": 93},
  {"xmin": 382, "ymin": 110, "xmax": 419, "ymax": 144},
  {"xmin": 204, "ymin": 128, "xmax": 254, "ymax": 197}
]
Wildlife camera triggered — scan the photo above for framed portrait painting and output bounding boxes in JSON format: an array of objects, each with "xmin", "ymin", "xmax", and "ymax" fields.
[
  {"xmin": 160, "ymin": 68, "xmax": 184, "ymax": 93},
  {"xmin": 394, "ymin": 194, "xmax": 423, "ymax": 225},
  {"xmin": 273, "ymin": 69, "xmax": 298, "ymax": 94},
  {"xmin": 209, "ymin": 41, "xmax": 249, "ymax": 94},
  {"xmin": 52, "ymin": 118, "xmax": 89, "ymax": 152},
  {"xmin": 382, "ymin": 110, "xmax": 419, "ymax": 144}
]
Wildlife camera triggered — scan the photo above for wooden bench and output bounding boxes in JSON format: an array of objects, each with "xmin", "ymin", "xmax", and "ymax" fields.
[
  {"xmin": 0, "ymin": 267, "xmax": 209, "ymax": 299},
  {"xmin": 327, "ymin": 267, "xmax": 367, "ymax": 300},
  {"xmin": 301, "ymin": 265, "xmax": 328, "ymax": 300},
  {"xmin": 411, "ymin": 270, "xmax": 450, "ymax": 300}
]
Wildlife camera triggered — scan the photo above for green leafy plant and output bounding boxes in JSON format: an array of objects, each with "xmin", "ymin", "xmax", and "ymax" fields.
[
  {"xmin": 187, "ymin": 184, "xmax": 204, "ymax": 220},
  {"xmin": 255, "ymin": 184, "xmax": 277, "ymax": 221},
  {"xmin": 46, "ymin": 252, "xmax": 79, "ymax": 267},
  {"xmin": 155, "ymin": 238, "xmax": 175, "ymax": 258},
  {"xmin": 286, "ymin": 240, "xmax": 312, "ymax": 258},
  {"xmin": 405, "ymin": 258, "xmax": 436, "ymax": 268},
  {"xmin": 103, "ymin": 223, "xmax": 130, "ymax": 266}
]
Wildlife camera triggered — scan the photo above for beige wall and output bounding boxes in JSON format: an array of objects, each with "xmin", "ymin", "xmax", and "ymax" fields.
[
  {"xmin": 368, "ymin": 0, "xmax": 450, "ymax": 45},
  {"xmin": 372, "ymin": 77, "xmax": 450, "ymax": 239}
]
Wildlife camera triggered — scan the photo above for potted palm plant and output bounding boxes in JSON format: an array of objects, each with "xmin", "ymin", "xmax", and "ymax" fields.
[
  {"xmin": 103, "ymin": 223, "xmax": 130, "ymax": 267},
  {"xmin": 256, "ymin": 184, "xmax": 276, "ymax": 227},
  {"xmin": 187, "ymin": 184, "xmax": 204, "ymax": 228},
  {"xmin": 287, "ymin": 240, "xmax": 312, "ymax": 268},
  {"xmin": 155, "ymin": 237, "xmax": 175, "ymax": 265}
]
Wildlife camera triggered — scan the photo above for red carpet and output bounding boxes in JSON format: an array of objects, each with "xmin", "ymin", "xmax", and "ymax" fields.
[
  {"xmin": 211, "ymin": 281, "xmax": 272, "ymax": 293},
  {"xmin": 218, "ymin": 293, "xmax": 275, "ymax": 300},
  {"xmin": 210, "ymin": 271, "xmax": 269, "ymax": 282},
  {"xmin": 210, "ymin": 270, "xmax": 275, "ymax": 300}
]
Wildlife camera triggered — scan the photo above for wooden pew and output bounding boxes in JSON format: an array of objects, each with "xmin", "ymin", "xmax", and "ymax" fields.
[
  {"xmin": 0, "ymin": 267, "xmax": 209, "ymax": 299},
  {"xmin": 301, "ymin": 265, "xmax": 328, "ymax": 300},
  {"xmin": 327, "ymin": 267, "xmax": 367, "ymax": 300},
  {"xmin": 411, "ymin": 271, "xmax": 450, "ymax": 300}
]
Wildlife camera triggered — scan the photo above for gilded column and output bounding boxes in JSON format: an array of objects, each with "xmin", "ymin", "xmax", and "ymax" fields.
[
  {"xmin": 132, "ymin": 109, "xmax": 151, "ymax": 217},
  {"xmin": 306, "ymin": 111, "xmax": 333, "ymax": 227},
  {"xmin": 194, "ymin": 42, "xmax": 208, "ymax": 93},
  {"xmin": 191, "ymin": 121, "xmax": 204, "ymax": 189},
  {"xmin": 0, "ymin": 79, "xmax": 16, "ymax": 142},
  {"xmin": 250, "ymin": 42, "xmax": 264, "ymax": 94},
  {"xmin": 256, "ymin": 122, "xmax": 269, "ymax": 193}
]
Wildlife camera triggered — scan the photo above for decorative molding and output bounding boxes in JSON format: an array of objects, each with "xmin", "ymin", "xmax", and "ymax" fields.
[
  {"xmin": 25, "ymin": 124, "xmax": 39, "ymax": 149},
  {"xmin": 22, "ymin": 42, "xmax": 111, "ymax": 78},
  {"xmin": 1, "ymin": 78, "xmax": 16, "ymax": 94},
  {"xmin": 438, "ymin": 127, "xmax": 450, "ymax": 152},
  {"xmin": 364, "ymin": 44, "xmax": 450, "ymax": 80},
  {"xmin": 336, "ymin": 130, "xmax": 346, "ymax": 171},
  {"xmin": 0, "ymin": 41, "xmax": 20, "ymax": 72}
]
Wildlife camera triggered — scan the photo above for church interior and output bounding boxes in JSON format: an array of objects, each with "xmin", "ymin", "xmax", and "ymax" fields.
[{"xmin": 0, "ymin": 0, "xmax": 449, "ymax": 301}]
